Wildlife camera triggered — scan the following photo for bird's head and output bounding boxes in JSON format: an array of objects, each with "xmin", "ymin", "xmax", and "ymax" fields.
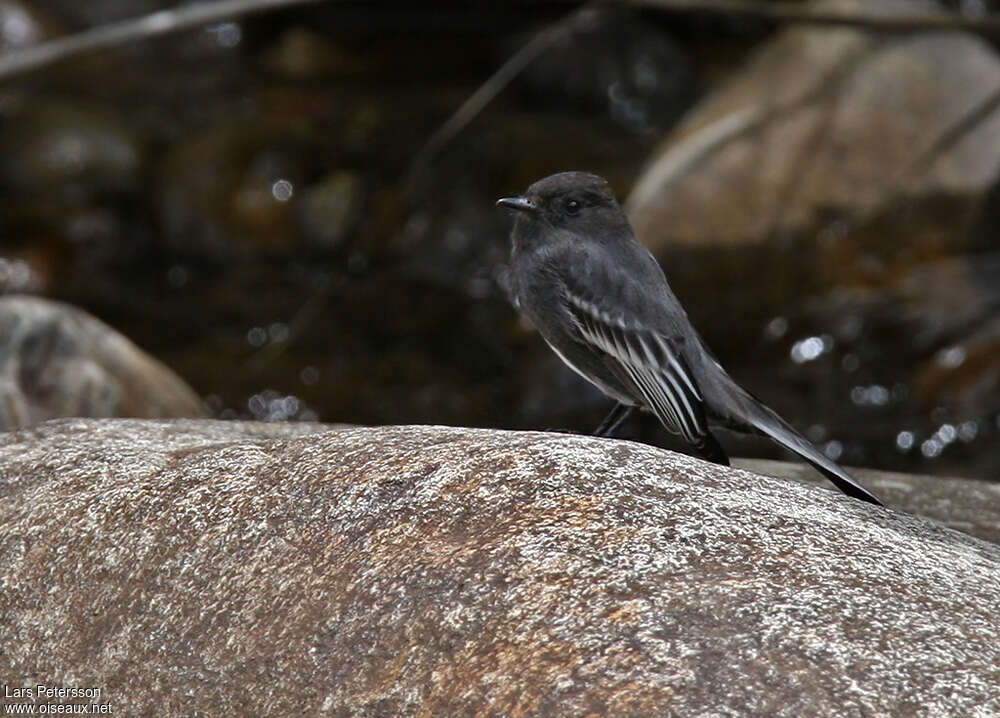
[{"xmin": 497, "ymin": 171, "xmax": 629, "ymax": 248}]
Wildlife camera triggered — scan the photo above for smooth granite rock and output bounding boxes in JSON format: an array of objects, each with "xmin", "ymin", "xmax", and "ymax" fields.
[{"xmin": 1, "ymin": 420, "xmax": 998, "ymax": 716}]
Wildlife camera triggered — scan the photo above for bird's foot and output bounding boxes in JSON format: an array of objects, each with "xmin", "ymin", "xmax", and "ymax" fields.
[{"xmin": 593, "ymin": 403, "xmax": 635, "ymax": 437}]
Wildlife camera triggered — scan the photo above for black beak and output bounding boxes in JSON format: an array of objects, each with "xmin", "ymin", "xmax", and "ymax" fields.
[{"xmin": 496, "ymin": 196, "xmax": 539, "ymax": 214}]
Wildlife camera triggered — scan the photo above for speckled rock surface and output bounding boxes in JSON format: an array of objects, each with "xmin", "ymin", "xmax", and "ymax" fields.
[
  {"xmin": 0, "ymin": 295, "xmax": 206, "ymax": 429},
  {"xmin": 1, "ymin": 419, "xmax": 998, "ymax": 716},
  {"xmin": 735, "ymin": 457, "xmax": 1000, "ymax": 547}
]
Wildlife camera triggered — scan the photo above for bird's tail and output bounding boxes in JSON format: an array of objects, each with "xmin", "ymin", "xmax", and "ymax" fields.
[{"xmin": 723, "ymin": 382, "xmax": 883, "ymax": 506}]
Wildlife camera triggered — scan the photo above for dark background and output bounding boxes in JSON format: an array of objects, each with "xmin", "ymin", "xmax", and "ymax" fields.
[{"xmin": 0, "ymin": 0, "xmax": 997, "ymax": 480}]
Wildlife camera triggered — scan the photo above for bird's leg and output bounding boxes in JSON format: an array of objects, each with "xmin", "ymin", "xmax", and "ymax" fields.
[
  {"xmin": 693, "ymin": 431, "xmax": 730, "ymax": 466},
  {"xmin": 593, "ymin": 403, "xmax": 635, "ymax": 437}
]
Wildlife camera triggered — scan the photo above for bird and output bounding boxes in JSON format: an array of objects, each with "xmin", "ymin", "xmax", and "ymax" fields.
[{"xmin": 497, "ymin": 171, "xmax": 882, "ymax": 506}]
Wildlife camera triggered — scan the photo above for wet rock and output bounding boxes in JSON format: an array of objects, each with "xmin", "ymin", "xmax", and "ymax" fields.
[
  {"xmin": 295, "ymin": 170, "xmax": 364, "ymax": 250},
  {"xmin": 157, "ymin": 120, "xmax": 336, "ymax": 256},
  {"xmin": 260, "ymin": 27, "xmax": 370, "ymax": 78},
  {"xmin": 626, "ymin": 0, "xmax": 1000, "ymax": 320},
  {"xmin": 0, "ymin": 97, "xmax": 142, "ymax": 196},
  {"xmin": 1, "ymin": 421, "xmax": 998, "ymax": 715},
  {"xmin": 0, "ymin": 98, "xmax": 144, "ymax": 282},
  {"xmin": 0, "ymin": 295, "xmax": 205, "ymax": 429},
  {"xmin": 0, "ymin": 252, "xmax": 49, "ymax": 294},
  {"xmin": 0, "ymin": 0, "xmax": 62, "ymax": 53}
]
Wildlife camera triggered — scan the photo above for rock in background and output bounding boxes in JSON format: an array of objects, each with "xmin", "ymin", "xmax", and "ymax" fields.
[
  {"xmin": 628, "ymin": 0, "xmax": 1000, "ymax": 279},
  {"xmin": 1, "ymin": 420, "xmax": 998, "ymax": 715},
  {"xmin": 0, "ymin": 295, "xmax": 205, "ymax": 429},
  {"xmin": 624, "ymin": 0, "xmax": 1000, "ymax": 476}
]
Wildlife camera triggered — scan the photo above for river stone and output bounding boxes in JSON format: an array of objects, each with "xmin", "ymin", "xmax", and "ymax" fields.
[
  {"xmin": 0, "ymin": 295, "xmax": 205, "ymax": 429},
  {"xmin": 624, "ymin": 0, "xmax": 1000, "ymax": 339},
  {"xmin": 0, "ymin": 97, "xmax": 142, "ymax": 195},
  {"xmin": 1, "ymin": 420, "xmax": 997, "ymax": 715},
  {"xmin": 628, "ymin": 0, "xmax": 1000, "ymax": 248}
]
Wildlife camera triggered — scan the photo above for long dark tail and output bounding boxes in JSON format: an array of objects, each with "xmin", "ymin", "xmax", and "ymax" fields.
[{"xmin": 725, "ymin": 384, "xmax": 883, "ymax": 506}]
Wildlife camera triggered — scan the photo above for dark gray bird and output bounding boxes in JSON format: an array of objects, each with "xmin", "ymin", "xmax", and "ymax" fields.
[{"xmin": 498, "ymin": 171, "xmax": 882, "ymax": 506}]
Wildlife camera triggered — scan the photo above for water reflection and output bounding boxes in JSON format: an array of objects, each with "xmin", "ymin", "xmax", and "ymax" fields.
[
  {"xmin": 790, "ymin": 335, "xmax": 830, "ymax": 364},
  {"xmin": 206, "ymin": 22, "xmax": 241, "ymax": 49},
  {"xmin": 251, "ymin": 390, "xmax": 311, "ymax": 421}
]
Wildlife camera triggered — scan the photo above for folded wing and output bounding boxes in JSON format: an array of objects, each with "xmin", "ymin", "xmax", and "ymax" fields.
[{"xmin": 563, "ymin": 286, "xmax": 709, "ymax": 446}]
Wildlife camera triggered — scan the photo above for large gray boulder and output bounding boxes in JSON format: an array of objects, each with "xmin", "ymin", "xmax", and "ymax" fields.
[
  {"xmin": 624, "ymin": 0, "xmax": 1000, "ymax": 355},
  {"xmin": 627, "ymin": 0, "xmax": 1000, "ymax": 252},
  {"xmin": 0, "ymin": 295, "xmax": 206, "ymax": 429},
  {"xmin": 1, "ymin": 420, "xmax": 998, "ymax": 715}
]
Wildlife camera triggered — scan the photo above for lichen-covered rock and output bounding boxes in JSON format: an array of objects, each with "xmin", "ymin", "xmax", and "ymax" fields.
[
  {"xmin": 0, "ymin": 296, "xmax": 206, "ymax": 428},
  {"xmin": 1, "ymin": 420, "xmax": 998, "ymax": 716}
]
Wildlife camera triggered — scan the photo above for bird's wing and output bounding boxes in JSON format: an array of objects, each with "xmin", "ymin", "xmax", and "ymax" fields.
[{"xmin": 560, "ymin": 281, "xmax": 710, "ymax": 445}]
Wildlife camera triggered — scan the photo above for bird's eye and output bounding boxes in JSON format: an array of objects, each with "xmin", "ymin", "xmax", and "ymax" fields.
[{"xmin": 564, "ymin": 198, "xmax": 582, "ymax": 215}]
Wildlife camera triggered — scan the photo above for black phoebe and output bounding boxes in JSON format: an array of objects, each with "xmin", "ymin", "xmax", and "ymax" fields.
[{"xmin": 498, "ymin": 171, "xmax": 882, "ymax": 506}]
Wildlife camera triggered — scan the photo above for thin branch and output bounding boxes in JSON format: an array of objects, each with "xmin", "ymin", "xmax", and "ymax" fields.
[
  {"xmin": 0, "ymin": 0, "xmax": 327, "ymax": 83},
  {"xmin": 626, "ymin": 0, "xmax": 1000, "ymax": 37}
]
